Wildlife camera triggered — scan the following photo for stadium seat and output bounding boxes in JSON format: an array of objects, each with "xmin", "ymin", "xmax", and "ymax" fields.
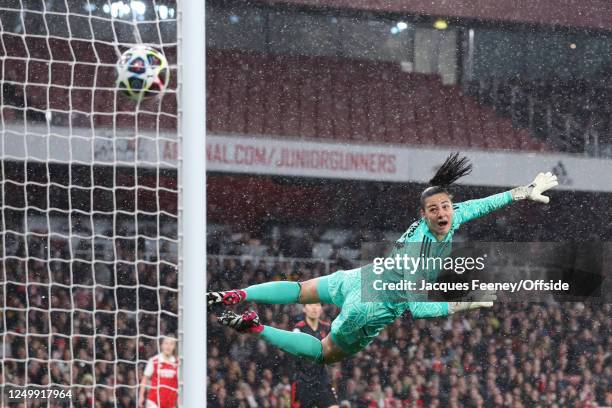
[
  {"xmin": 329, "ymin": 64, "xmax": 352, "ymax": 142},
  {"xmin": 224, "ymin": 56, "xmax": 249, "ymax": 134},
  {"xmin": 206, "ymin": 56, "xmax": 230, "ymax": 133},
  {"xmin": 314, "ymin": 67, "xmax": 335, "ymax": 139},
  {"xmin": 348, "ymin": 69, "xmax": 371, "ymax": 142},
  {"xmin": 395, "ymin": 75, "xmax": 418, "ymax": 145},
  {"xmin": 28, "ymin": 61, "xmax": 49, "ymax": 85},
  {"xmin": 261, "ymin": 55, "xmax": 287, "ymax": 136},
  {"xmin": 297, "ymin": 58, "xmax": 319, "ymax": 139},
  {"xmin": 51, "ymin": 63, "xmax": 71, "ymax": 87},
  {"xmin": 365, "ymin": 70, "xmax": 388, "ymax": 142},
  {"xmin": 2, "ymin": 41, "xmax": 561, "ymax": 153}
]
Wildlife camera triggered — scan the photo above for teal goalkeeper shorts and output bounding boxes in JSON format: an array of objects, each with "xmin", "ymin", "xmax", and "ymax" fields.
[{"xmin": 317, "ymin": 268, "xmax": 402, "ymax": 356}]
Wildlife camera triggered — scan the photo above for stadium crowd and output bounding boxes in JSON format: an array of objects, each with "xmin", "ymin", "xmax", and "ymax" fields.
[
  {"xmin": 1, "ymin": 217, "xmax": 179, "ymax": 407},
  {"xmin": 1, "ymin": 219, "xmax": 610, "ymax": 407},
  {"xmin": 206, "ymin": 228, "xmax": 610, "ymax": 408}
]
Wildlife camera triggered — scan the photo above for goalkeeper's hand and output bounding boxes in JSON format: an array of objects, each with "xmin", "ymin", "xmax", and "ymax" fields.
[
  {"xmin": 449, "ymin": 301, "xmax": 493, "ymax": 314},
  {"xmin": 448, "ymin": 288, "xmax": 496, "ymax": 314},
  {"xmin": 511, "ymin": 172, "xmax": 558, "ymax": 204}
]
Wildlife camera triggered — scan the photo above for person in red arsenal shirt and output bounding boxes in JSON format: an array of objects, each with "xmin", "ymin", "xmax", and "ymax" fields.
[{"xmin": 139, "ymin": 337, "xmax": 179, "ymax": 408}]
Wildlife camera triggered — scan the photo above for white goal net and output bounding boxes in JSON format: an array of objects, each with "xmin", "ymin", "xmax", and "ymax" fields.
[{"xmin": 0, "ymin": 1, "xmax": 190, "ymax": 406}]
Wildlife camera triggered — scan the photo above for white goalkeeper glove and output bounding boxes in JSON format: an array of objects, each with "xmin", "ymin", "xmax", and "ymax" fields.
[
  {"xmin": 449, "ymin": 301, "xmax": 493, "ymax": 313},
  {"xmin": 511, "ymin": 172, "xmax": 558, "ymax": 204},
  {"xmin": 448, "ymin": 289, "xmax": 496, "ymax": 314}
]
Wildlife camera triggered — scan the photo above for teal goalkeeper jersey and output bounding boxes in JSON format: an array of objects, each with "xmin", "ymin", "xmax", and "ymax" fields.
[{"xmin": 382, "ymin": 191, "xmax": 514, "ymax": 312}]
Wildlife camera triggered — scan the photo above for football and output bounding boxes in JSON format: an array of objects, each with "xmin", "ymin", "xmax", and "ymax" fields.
[{"xmin": 116, "ymin": 45, "xmax": 170, "ymax": 101}]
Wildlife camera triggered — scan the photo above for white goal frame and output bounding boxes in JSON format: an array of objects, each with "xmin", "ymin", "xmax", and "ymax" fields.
[{"xmin": 178, "ymin": 0, "xmax": 207, "ymax": 405}]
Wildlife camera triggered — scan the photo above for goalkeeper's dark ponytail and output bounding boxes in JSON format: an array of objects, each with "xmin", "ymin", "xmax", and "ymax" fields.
[
  {"xmin": 428, "ymin": 152, "xmax": 472, "ymax": 187},
  {"xmin": 420, "ymin": 152, "xmax": 472, "ymax": 209}
]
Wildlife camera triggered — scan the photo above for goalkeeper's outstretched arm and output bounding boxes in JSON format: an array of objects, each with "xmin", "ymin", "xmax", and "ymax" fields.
[{"xmin": 454, "ymin": 172, "xmax": 559, "ymax": 225}]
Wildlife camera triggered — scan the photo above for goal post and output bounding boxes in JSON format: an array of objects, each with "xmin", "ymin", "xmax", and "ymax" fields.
[
  {"xmin": 0, "ymin": 0, "xmax": 206, "ymax": 406},
  {"xmin": 178, "ymin": 0, "xmax": 207, "ymax": 405}
]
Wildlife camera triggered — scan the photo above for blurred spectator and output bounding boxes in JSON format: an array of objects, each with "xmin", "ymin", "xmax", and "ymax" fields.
[{"xmin": 2, "ymin": 219, "xmax": 610, "ymax": 407}]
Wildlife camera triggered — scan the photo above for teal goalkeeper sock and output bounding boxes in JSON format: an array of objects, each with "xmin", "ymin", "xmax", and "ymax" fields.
[
  {"xmin": 260, "ymin": 325, "xmax": 323, "ymax": 363},
  {"xmin": 244, "ymin": 281, "xmax": 300, "ymax": 304}
]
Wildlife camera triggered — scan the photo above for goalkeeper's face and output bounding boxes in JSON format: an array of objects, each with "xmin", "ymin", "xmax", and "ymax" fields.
[{"xmin": 420, "ymin": 192, "xmax": 454, "ymax": 239}]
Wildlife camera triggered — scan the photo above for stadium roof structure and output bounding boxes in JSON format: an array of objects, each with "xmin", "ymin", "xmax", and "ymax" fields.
[{"xmin": 260, "ymin": 0, "xmax": 612, "ymax": 30}]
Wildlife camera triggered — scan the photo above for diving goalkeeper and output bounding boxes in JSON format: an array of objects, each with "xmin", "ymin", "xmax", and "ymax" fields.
[{"xmin": 208, "ymin": 153, "xmax": 558, "ymax": 364}]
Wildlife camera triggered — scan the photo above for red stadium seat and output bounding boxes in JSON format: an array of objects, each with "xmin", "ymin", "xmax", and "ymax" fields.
[
  {"xmin": 206, "ymin": 55, "xmax": 230, "ymax": 133},
  {"xmin": 446, "ymin": 88, "xmax": 470, "ymax": 148},
  {"xmin": 328, "ymin": 63, "xmax": 351, "ymax": 142},
  {"xmin": 261, "ymin": 55, "xmax": 287, "ymax": 137},
  {"xmin": 3, "ymin": 33, "xmax": 27, "ymax": 58},
  {"xmin": 280, "ymin": 63, "xmax": 302, "ymax": 138},
  {"xmin": 51, "ymin": 63, "xmax": 71, "ymax": 87},
  {"xmin": 347, "ymin": 69, "xmax": 371, "ymax": 142},
  {"xmin": 395, "ymin": 73, "xmax": 418, "ymax": 145},
  {"xmin": 49, "ymin": 86, "xmax": 70, "ymax": 111},
  {"xmin": 73, "ymin": 64, "xmax": 96, "ymax": 88},
  {"xmin": 198, "ymin": 50, "xmax": 543, "ymax": 150},
  {"xmin": 497, "ymin": 120, "xmax": 521, "ymax": 149},
  {"xmin": 461, "ymin": 98, "xmax": 484, "ymax": 148},
  {"xmin": 314, "ymin": 66, "xmax": 335, "ymax": 139},
  {"xmin": 48, "ymin": 38, "xmax": 72, "ymax": 62},
  {"xmin": 429, "ymin": 85, "xmax": 452, "ymax": 147},
  {"xmin": 25, "ymin": 84, "xmax": 48, "ymax": 111},
  {"xmin": 94, "ymin": 43, "xmax": 119, "ymax": 65},
  {"xmin": 297, "ymin": 57, "xmax": 318, "ymax": 139},
  {"xmin": 412, "ymin": 76, "xmax": 435, "ymax": 145},
  {"xmin": 378, "ymin": 68, "xmax": 402, "ymax": 144},
  {"xmin": 71, "ymin": 41, "xmax": 97, "ymax": 64},
  {"xmin": 28, "ymin": 61, "xmax": 49, "ymax": 85},
  {"xmin": 25, "ymin": 37, "xmax": 50, "ymax": 60},
  {"xmin": 4, "ymin": 43, "xmax": 559, "ymax": 153},
  {"xmin": 365, "ymin": 70, "xmax": 388, "ymax": 142},
  {"xmin": 224, "ymin": 55, "xmax": 249, "ymax": 134},
  {"xmin": 245, "ymin": 55, "xmax": 268, "ymax": 136}
]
